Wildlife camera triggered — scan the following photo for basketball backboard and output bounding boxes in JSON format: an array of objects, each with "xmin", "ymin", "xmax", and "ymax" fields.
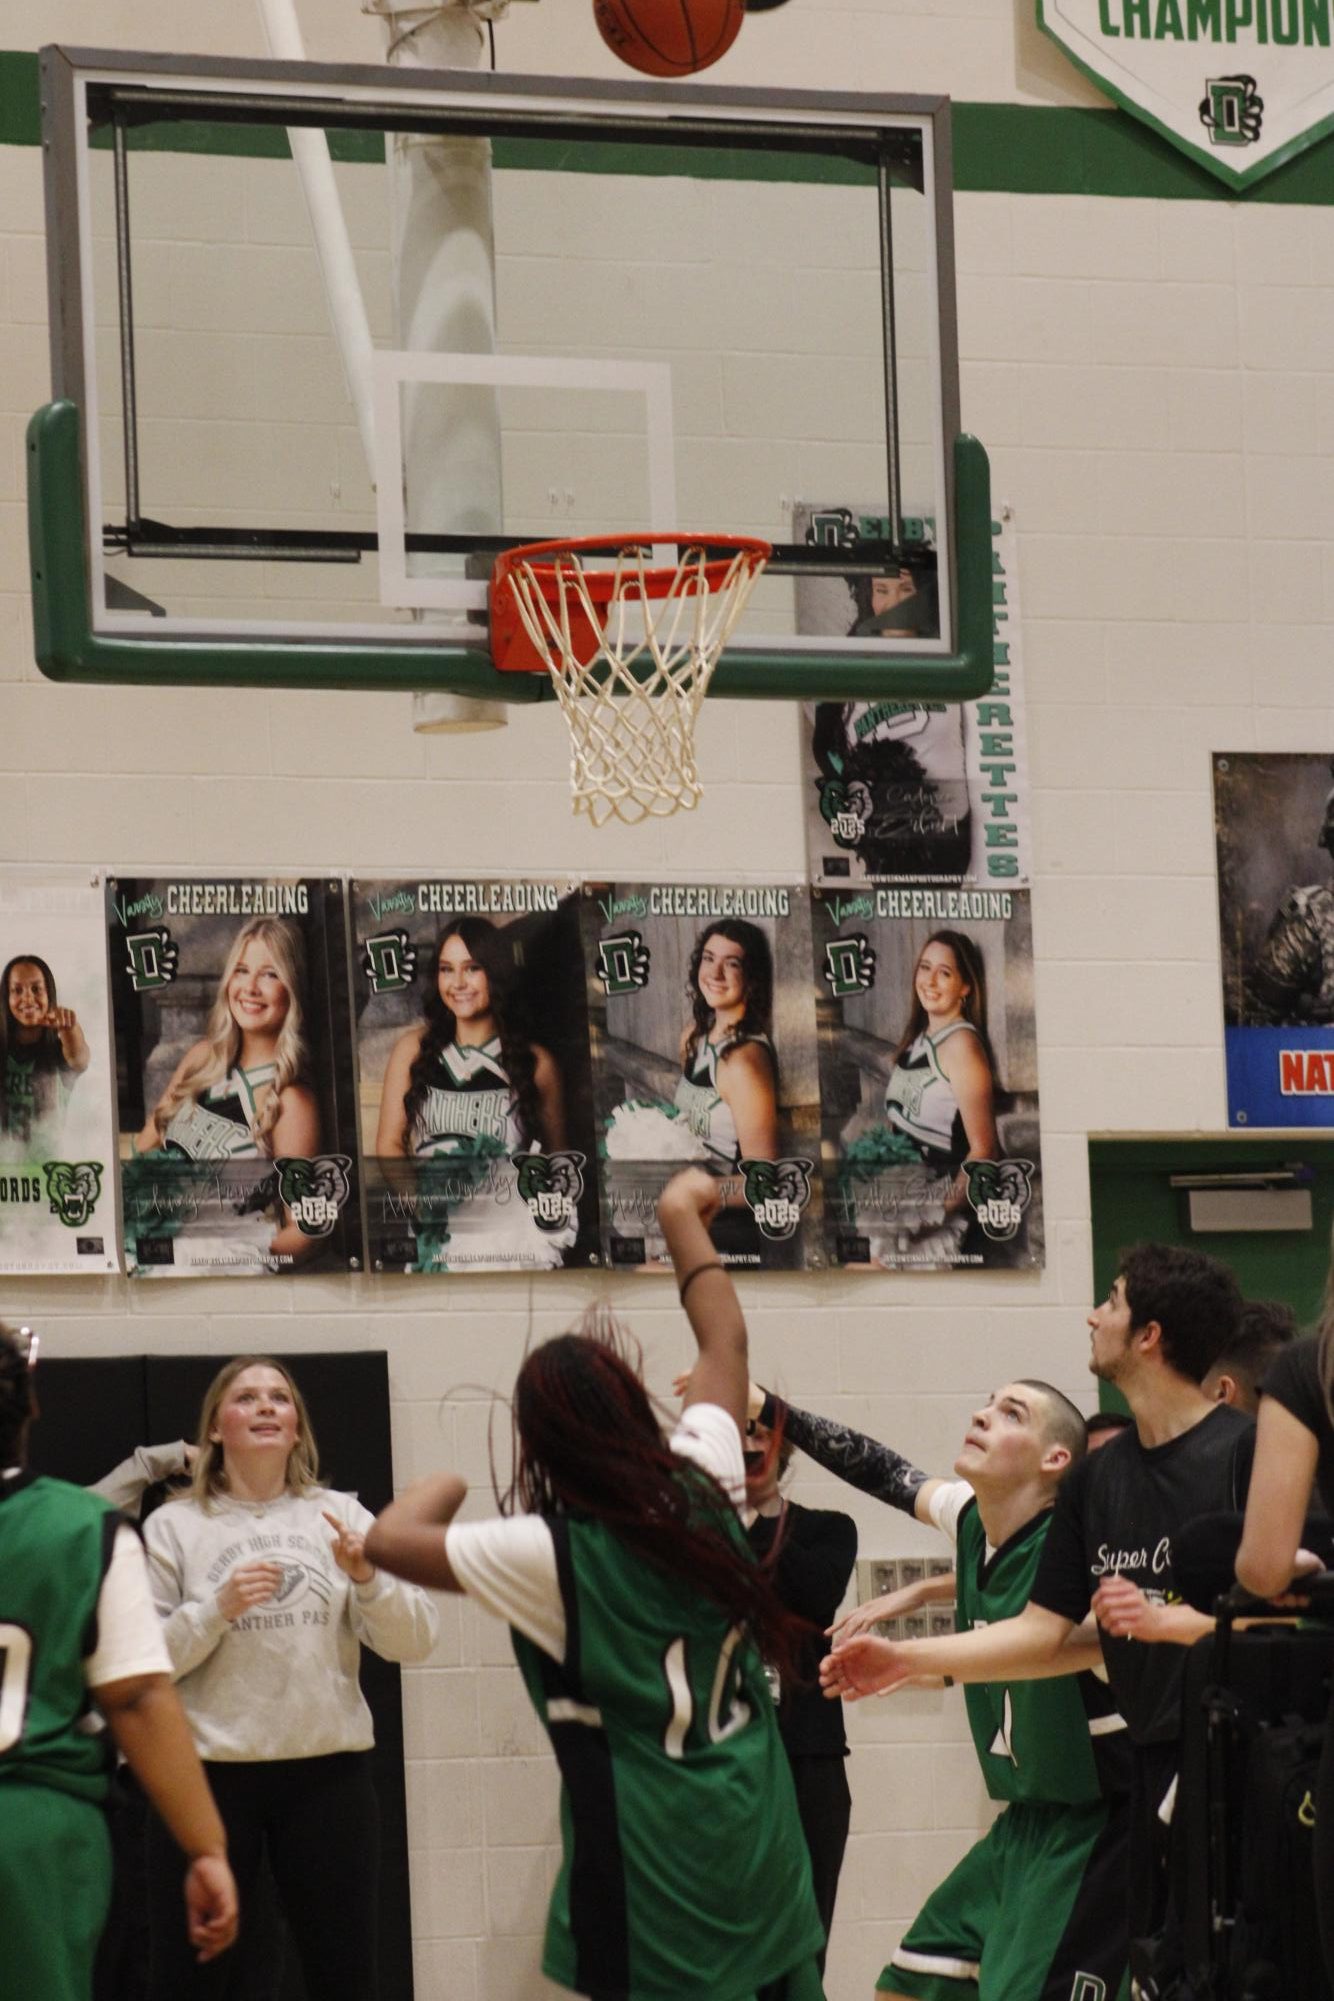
[{"xmin": 31, "ymin": 46, "xmax": 991, "ymax": 703}]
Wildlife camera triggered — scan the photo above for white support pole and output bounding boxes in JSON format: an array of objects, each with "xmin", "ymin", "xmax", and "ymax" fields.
[
  {"xmin": 255, "ymin": 0, "xmax": 379, "ymax": 481},
  {"xmin": 370, "ymin": 1, "xmax": 508, "ymax": 732}
]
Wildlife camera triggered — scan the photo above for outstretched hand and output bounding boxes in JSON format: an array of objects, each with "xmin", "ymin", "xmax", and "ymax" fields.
[
  {"xmin": 830, "ymin": 1587, "xmax": 921, "ymax": 1647},
  {"xmin": 820, "ymin": 1634, "xmax": 915, "ymax": 1702}
]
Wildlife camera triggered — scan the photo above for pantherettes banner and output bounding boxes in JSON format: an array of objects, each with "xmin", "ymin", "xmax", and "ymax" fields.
[
  {"xmin": 107, "ymin": 876, "xmax": 363, "ymax": 1278},
  {"xmin": 1213, "ymin": 752, "xmax": 1334, "ymax": 1129},
  {"xmin": 2, "ymin": 871, "xmax": 1048, "ymax": 1278},
  {"xmin": 0, "ymin": 870, "xmax": 118, "ymax": 1275}
]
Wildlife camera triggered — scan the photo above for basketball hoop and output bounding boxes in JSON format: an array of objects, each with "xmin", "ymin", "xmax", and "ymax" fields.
[{"xmin": 490, "ymin": 533, "xmax": 771, "ymax": 826}]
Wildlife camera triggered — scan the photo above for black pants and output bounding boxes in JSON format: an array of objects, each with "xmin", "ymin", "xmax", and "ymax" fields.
[
  {"xmin": 1317, "ymin": 1686, "xmax": 1334, "ymax": 1988},
  {"xmin": 146, "ymin": 1751, "xmax": 380, "ymax": 2001},
  {"xmin": 1127, "ymin": 1740, "xmax": 1178, "ymax": 1948},
  {"xmin": 788, "ymin": 1754, "xmax": 851, "ymax": 1975}
]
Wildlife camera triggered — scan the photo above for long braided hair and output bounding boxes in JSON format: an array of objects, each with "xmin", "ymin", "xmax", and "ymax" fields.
[
  {"xmin": 683, "ymin": 921, "xmax": 777, "ymax": 1084},
  {"xmin": 404, "ymin": 919, "xmax": 545, "ymax": 1151},
  {"xmin": 505, "ymin": 1310, "xmax": 806, "ymax": 1679}
]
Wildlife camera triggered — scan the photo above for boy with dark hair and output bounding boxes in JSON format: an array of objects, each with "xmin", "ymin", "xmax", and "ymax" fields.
[
  {"xmin": 752, "ymin": 1373, "xmax": 1131, "ymax": 2001},
  {"xmin": 825, "ymin": 1243, "xmax": 1251, "ymax": 1958},
  {"xmin": 1201, "ymin": 1297, "xmax": 1296, "ymax": 1414}
]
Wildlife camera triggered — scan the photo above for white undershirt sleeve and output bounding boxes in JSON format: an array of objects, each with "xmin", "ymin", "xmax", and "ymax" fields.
[
  {"xmin": 925, "ymin": 1479, "xmax": 973, "ymax": 1549},
  {"xmin": 445, "ymin": 1515, "xmax": 565, "ymax": 1661},
  {"xmin": 86, "ymin": 1525, "xmax": 173, "ymax": 1689},
  {"xmin": 670, "ymin": 1402, "xmax": 746, "ymax": 1506}
]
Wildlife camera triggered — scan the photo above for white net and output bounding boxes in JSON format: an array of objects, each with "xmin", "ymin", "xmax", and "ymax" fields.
[{"xmin": 501, "ymin": 539, "xmax": 769, "ymax": 826}]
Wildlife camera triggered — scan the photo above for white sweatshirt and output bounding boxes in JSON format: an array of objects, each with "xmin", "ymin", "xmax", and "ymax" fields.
[{"xmin": 144, "ymin": 1487, "xmax": 438, "ymax": 1762}]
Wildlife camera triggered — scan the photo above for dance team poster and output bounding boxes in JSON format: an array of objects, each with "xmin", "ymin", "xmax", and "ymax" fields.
[
  {"xmin": 107, "ymin": 876, "xmax": 363, "ymax": 1278},
  {"xmin": 352, "ymin": 877, "xmax": 600, "ymax": 1273},
  {"xmin": 796, "ymin": 508, "xmax": 1031, "ymax": 890},
  {"xmin": 0, "ymin": 870, "xmax": 118, "ymax": 1275}
]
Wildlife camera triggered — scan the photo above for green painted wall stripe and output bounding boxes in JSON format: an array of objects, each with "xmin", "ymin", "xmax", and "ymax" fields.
[{"xmin": 5, "ymin": 49, "xmax": 1334, "ymax": 202}]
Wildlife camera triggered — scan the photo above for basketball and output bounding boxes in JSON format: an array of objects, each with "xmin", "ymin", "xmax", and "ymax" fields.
[{"xmin": 592, "ymin": 0, "xmax": 745, "ymax": 77}]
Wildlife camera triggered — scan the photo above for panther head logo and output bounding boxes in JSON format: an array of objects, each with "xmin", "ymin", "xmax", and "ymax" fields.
[
  {"xmin": 817, "ymin": 776, "xmax": 874, "ymax": 849},
  {"xmin": 963, "ymin": 1159, "xmax": 1035, "ymax": 1242},
  {"xmin": 739, "ymin": 1158, "xmax": 814, "ymax": 1242},
  {"xmin": 273, "ymin": 1155, "xmax": 353, "ymax": 1237},
  {"xmin": 44, "ymin": 1161, "xmax": 104, "ymax": 1229},
  {"xmin": 513, "ymin": 1151, "xmax": 586, "ymax": 1233}
]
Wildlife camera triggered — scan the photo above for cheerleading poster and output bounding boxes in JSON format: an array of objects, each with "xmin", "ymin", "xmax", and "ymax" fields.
[
  {"xmin": 107, "ymin": 876, "xmax": 363, "ymax": 1278},
  {"xmin": 352, "ymin": 878, "xmax": 600, "ymax": 1273},
  {"xmin": 581, "ymin": 882, "xmax": 824, "ymax": 1271},
  {"xmin": 814, "ymin": 884, "xmax": 1044, "ymax": 1271},
  {"xmin": 0, "ymin": 871, "xmax": 119, "ymax": 1274},
  {"xmin": 795, "ymin": 506, "xmax": 1031, "ymax": 888}
]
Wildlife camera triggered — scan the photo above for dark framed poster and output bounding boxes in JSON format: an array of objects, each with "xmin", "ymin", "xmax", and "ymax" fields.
[
  {"xmin": 107, "ymin": 877, "xmax": 363, "ymax": 1277},
  {"xmin": 814, "ymin": 885, "xmax": 1044, "ymax": 1270},
  {"xmin": 0, "ymin": 870, "xmax": 119, "ymax": 1273},
  {"xmin": 582, "ymin": 883, "xmax": 824, "ymax": 1271},
  {"xmin": 1213, "ymin": 752, "xmax": 1334, "ymax": 1127},
  {"xmin": 352, "ymin": 878, "xmax": 600, "ymax": 1272}
]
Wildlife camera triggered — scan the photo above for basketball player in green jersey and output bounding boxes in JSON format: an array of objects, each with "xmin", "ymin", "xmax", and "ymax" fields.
[
  {"xmin": 366, "ymin": 1168, "xmax": 826, "ymax": 2001},
  {"xmin": 0, "ymin": 1323, "xmax": 238, "ymax": 2001},
  {"xmin": 750, "ymin": 1382, "xmax": 1130, "ymax": 2001}
]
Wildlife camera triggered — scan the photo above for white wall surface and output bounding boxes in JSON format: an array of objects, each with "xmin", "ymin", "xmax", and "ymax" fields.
[{"xmin": 4, "ymin": 3, "xmax": 1333, "ymax": 1997}]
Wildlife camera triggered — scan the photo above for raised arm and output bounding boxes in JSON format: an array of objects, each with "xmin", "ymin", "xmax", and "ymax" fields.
[
  {"xmin": 657, "ymin": 1168, "xmax": 741, "ymax": 1430},
  {"xmin": 752, "ymin": 1384, "xmax": 943, "ymax": 1526}
]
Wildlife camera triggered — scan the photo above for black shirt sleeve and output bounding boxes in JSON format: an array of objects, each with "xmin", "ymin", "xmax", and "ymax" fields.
[{"xmin": 1029, "ymin": 1455, "xmax": 1093, "ymax": 1623}]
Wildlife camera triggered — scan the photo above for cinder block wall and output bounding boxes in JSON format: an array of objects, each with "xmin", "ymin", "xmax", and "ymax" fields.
[{"xmin": 4, "ymin": 4, "xmax": 1331, "ymax": 1995}]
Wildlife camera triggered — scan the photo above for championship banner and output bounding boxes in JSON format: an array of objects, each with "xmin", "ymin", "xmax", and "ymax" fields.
[
  {"xmin": 353, "ymin": 878, "xmax": 600, "ymax": 1272},
  {"xmin": 796, "ymin": 507, "xmax": 1029, "ymax": 890},
  {"xmin": 1037, "ymin": 0, "xmax": 1334, "ymax": 190},
  {"xmin": 813, "ymin": 884, "xmax": 1045, "ymax": 1271},
  {"xmin": 0, "ymin": 871, "xmax": 119, "ymax": 1274},
  {"xmin": 108, "ymin": 877, "xmax": 363, "ymax": 1277},
  {"xmin": 582, "ymin": 883, "xmax": 824, "ymax": 1271},
  {"xmin": 1213, "ymin": 753, "xmax": 1334, "ymax": 1127}
]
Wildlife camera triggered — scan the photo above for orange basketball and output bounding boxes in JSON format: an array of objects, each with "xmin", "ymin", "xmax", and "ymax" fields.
[{"xmin": 592, "ymin": 0, "xmax": 745, "ymax": 76}]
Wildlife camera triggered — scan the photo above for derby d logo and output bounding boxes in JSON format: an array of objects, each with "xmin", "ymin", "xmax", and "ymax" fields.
[
  {"xmin": 273, "ymin": 1155, "xmax": 352, "ymax": 1237},
  {"xmin": 363, "ymin": 929, "xmax": 417, "ymax": 994},
  {"xmin": 823, "ymin": 934, "xmax": 877, "ymax": 998},
  {"xmin": 597, "ymin": 930, "xmax": 650, "ymax": 996},
  {"xmin": 44, "ymin": 1161, "xmax": 103, "ymax": 1228},
  {"xmin": 125, "ymin": 927, "xmax": 179, "ymax": 992},
  {"xmin": 1037, "ymin": 0, "xmax": 1331, "ymax": 188},
  {"xmin": 739, "ymin": 1158, "xmax": 813, "ymax": 1242},
  {"xmin": 963, "ymin": 1159, "xmax": 1035, "ymax": 1243},
  {"xmin": 513, "ymin": 1152, "xmax": 585, "ymax": 1233}
]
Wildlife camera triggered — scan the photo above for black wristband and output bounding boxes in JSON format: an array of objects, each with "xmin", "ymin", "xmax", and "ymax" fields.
[
  {"xmin": 758, "ymin": 1388, "xmax": 780, "ymax": 1430},
  {"xmin": 678, "ymin": 1261, "xmax": 725, "ymax": 1306}
]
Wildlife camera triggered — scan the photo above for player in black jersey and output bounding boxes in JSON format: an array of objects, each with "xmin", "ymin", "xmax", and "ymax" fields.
[{"xmin": 825, "ymin": 1242, "xmax": 1249, "ymax": 1955}]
